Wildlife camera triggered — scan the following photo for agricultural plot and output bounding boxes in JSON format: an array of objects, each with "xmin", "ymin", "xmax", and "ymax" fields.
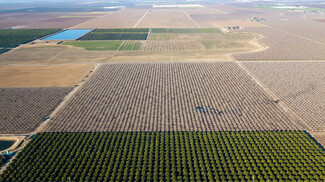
[
  {"xmin": 73, "ymin": 9, "xmax": 148, "ymax": 29},
  {"xmin": 151, "ymin": 28, "xmax": 221, "ymax": 34},
  {"xmin": 118, "ymin": 41, "xmax": 142, "ymax": 51},
  {"xmin": 233, "ymin": 27, "xmax": 325, "ymax": 60},
  {"xmin": 62, "ymin": 41, "xmax": 122, "ymax": 51},
  {"xmin": 242, "ymin": 62, "xmax": 325, "ymax": 131},
  {"xmin": 0, "ymin": 87, "xmax": 72, "ymax": 134},
  {"xmin": 43, "ymin": 63, "xmax": 300, "ymax": 132},
  {"xmin": 0, "ymin": 49, "xmax": 10, "ymax": 54},
  {"xmin": 311, "ymin": 133, "xmax": 325, "ymax": 148},
  {"xmin": 0, "ymin": 29, "xmax": 60, "ymax": 50},
  {"xmin": 0, "ymin": 64, "xmax": 94, "ymax": 87},
  {"xmin": 1, "ymin": 131, "xmax": 324, "ymax": 181},
  {"xmin": 142, "ymin": 32, "xmax": 254, "ymax": 51},
  {"xmin": 135, "ymin": 9, "xmax": 197, "ymax": 28},
  {"xmin": 79, "ymin": 29, "xmax": 149, "ymax": 40}
]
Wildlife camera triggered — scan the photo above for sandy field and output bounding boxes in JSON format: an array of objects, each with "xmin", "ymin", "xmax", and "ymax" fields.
[
  {"xmin": 0, "ymin": 64, "xmax": 94, "ymax": 87},
  {"xmin": 136, "ymin": 9, "xmax": 198, "ymax": 28},
  {"xmin": 190, "ymin": 14, "xmax": 266, "ymax": 28},
  {"xmin": 0, "ymin": 12, "xmax": 103, "ymax": 29},
  {"xmin": 73, "ymin": 9, "xmax": 148, "ymax": 28}
]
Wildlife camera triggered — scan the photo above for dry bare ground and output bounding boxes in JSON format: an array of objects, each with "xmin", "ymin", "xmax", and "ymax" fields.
[
  {"xmin": 233, "ymin": 27, "xmax": 325, "ymax": 60},
  {"xmin": 0, "ymin": 12, "xmax": 103, "ymax": 29},
  {"xmin": 43, "ymin": 62, "xmax": 301, "ymax": 132},
  {"xmin": 0, "ymin": 64, "xmax": 94, "ymax": 87},
  {"xmin": 260, "ymin": 11, "xmax": 325, "ymax": 45},
  {"xmin": 0, "ymin": 87, "xmax": 72, "ymax": 134},
  {"xmin": 135, "ymin": 9, "xmax": 197, "ymax": 28},
  {"xmin": 0, "ymin": 46, "xmax": 115, "ymax": 65},
  {"xmin": 242, "ymin": 62, "xmax": 325, "ymax": 131},
  {"xmin": 73, "ymin": 9, "xmax": 148, "ymax": 29}
]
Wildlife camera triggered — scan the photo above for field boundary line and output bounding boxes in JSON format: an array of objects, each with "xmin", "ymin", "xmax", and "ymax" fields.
[
  {"xmin": 133, "ymin": 10, "xmax": 149, "ymax": 28},
  {"xmin": 34, "ymin": 64, "xmax": 100, "ymax": 133},
  {"xmin": 69, "ymin": 11, "xmax": 117, "ymax": 29},
  {"xmin": 117, "ymin": 41, "xmax": 125, "ymax": 51},
  {"xmin": 270, "ymin": 26, "xmax": 325, "ymax": 47},
  {"xmin": 182, "ymin": 10, "xmax": 201, "ymax": 28},
  {"xmin": 236, "ymin": 61, "xmax": 311, "ymax": 131}
]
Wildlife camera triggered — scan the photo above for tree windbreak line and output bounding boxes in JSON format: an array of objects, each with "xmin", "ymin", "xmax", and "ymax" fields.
[
  {"xmin": 0, "ymin": 29, "xmax": 61, "ymax": 49},
  {"xmin": 1, "ymin": 131, "xmax": 324, "ymax": 181}
]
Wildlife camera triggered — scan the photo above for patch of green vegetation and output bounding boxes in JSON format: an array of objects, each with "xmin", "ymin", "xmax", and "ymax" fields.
[
  {"xmin": 118, "ymin": 41, "xmax": 142, "ymax": 51},
  {"xmin": 151, "ymin": 28, "xmax": 221, "ymax": 34},
  {"xmin": 95, "ymin": 28, "xmax": 149, "ymax": 33},
  {"xmin": 1, "ymin": 131, "xmax": 324, "ymax": 181},
  {"xmin": 62, "ymin": 41, "xmax": 122, "ymax": 51},
  {"xmin": 0, "ymin": 29, "xmax": 61, "ymax": 48}
]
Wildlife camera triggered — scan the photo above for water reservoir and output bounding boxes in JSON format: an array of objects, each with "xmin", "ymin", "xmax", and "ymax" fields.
[
  {"xmin": 0, "ymin": 140, "xmax": 15, "ymax": 151},
  {"xmin": 43, "ymin": 29, "xmax": 92, "ymax": 40}
]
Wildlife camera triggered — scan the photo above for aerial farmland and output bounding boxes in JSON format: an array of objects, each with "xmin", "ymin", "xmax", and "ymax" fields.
[{"xmin": 0, "ymin": 0, "xmax": 325, "ymax": 181}]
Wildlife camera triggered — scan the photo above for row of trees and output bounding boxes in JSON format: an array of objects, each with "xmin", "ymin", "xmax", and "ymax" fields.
[
  {"xmin": 1, "ymin": 131, "xmax": 324, "ymax": 181},
  {"xmin": 0, "ymin": 29, "xmax": 60, "ymax": 48},
  {"xmin": 44, "ymin": 63, "xmax": 299, "ymax": 132},
  {"xmin": 0, "ymin": 87, "xmax": 72, "ymax": 133}
]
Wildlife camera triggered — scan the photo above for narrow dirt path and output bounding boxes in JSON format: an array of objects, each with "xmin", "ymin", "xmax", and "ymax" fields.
[
  {"xmin": 133, "ymin": 10, "xmax": 149, "ymax": 28},
  {"xmin": 182, "ymin": 10, "xmax": 201, "ymax": 28}
]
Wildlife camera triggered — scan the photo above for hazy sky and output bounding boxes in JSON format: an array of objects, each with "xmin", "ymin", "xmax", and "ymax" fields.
[{"xmin": 0, "ymin": 0, "xmax": 322, "ymax": 3}]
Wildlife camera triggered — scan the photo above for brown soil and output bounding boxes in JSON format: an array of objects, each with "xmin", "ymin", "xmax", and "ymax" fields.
[
  {"xmin": 73, "ymin": 9, "xmax": 147, "ymax": 29},
  {"xmin": 136, "ymin": 9, "xmax": 197, "ymax": 28},
  {"xmin": 0, "ymin": 64, "xmax": 94, "ymax": 87}
]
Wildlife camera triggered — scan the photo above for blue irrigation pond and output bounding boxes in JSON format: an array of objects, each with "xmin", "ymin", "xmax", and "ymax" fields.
[{"xmin": 43, "ymin": 29, "xmax": 92, "ymax": 40}]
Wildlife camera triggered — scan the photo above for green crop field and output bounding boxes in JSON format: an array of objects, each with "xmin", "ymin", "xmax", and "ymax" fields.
[
  {"xmin": 62, "ymin": 41, "xmax": 122, "ymax": 51},
  {"xmin": 1, "ymin": 131, "xmax": 324, "ymax": 181},
  {"xmin": 118, "ymin": 41, "xmax": 142, "ymax": 51},
  {"xmin": 0, "ymin": 29, "xmax": 61, "ymax": 49},
  {"xmin": 95, "ymin": 28, "xmax": 149, "ymax": 33},
  {"xmin": 151, "ymin": 28, "xmax": 221, "ymax": 34},
  {"xmin": 79, "ymin": 29, "xmax": 149, "ymax": 40}
]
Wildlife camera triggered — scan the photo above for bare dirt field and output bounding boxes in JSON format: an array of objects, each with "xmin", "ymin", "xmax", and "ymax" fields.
[
  {"xmin": 190, "ymin": 14, "xmax": 265, "ymax": 28},
  {"xmin": 73, "ymin": 9, "xmax": 147, "ymax": 29},
  {"xmin": 0, "ymin": 64, "xmax": 94, "ymax": 87},
  {"xmin": 258, "ymin": 11, "xmax": 325, "ymax": 45},
  {"xmin": 0, "ymin": 12, "xmax": 102, "ymax": 29},
  {"xmin": 242, "ymin": 62, "xmax": 325, "ymax": 131},
  {"xmin": 0, "ymin": 12, "xmax": 58, "ymax": 29},
  {"xmin": 0, "ymin": 46, "xmax": 115, "ymax": 65},
  {"xmin": 233, "ymin": 27, "xmax": 325, "ymax": 60},
  {"xmin": 135, "ymin": 9, "xmax": 198, "ymax": 28},
  {"xmin": 43, "ymin": 62, "xmax": 300, "ymax": 132},
  {"xmin": 0, "ymin": 87, "xmax": 72, "ymax": 134}
]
